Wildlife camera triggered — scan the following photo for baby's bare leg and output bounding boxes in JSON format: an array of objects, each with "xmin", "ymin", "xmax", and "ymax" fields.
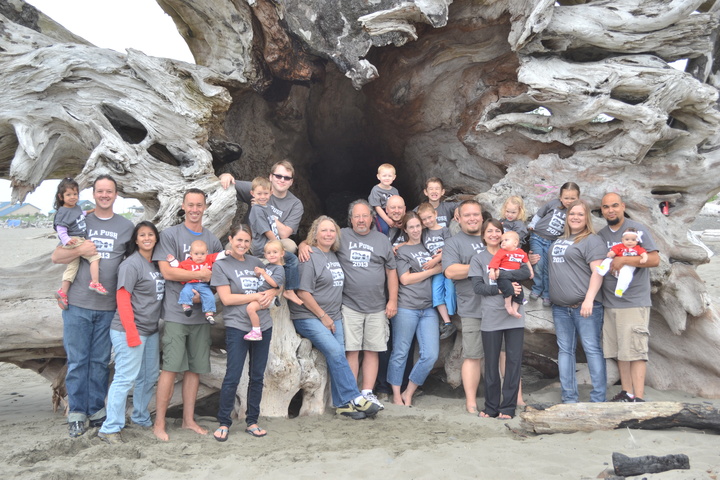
[{"xmin": 246, "ymin": 301, "xmax": 262, "ymax": 328}]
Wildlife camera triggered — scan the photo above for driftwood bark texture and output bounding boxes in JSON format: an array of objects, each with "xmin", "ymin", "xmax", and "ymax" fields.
[
  {"xmin": 1, "ymin": 0, "xmax": 720, "ymax": 419},
  {"xmin": 520, "ymin": 401, "xmax": 720, "ymax": 434}
]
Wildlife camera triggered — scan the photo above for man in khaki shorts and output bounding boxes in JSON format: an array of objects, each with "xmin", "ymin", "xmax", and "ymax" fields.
[
  {"xmin": 152, "ymin": 189, "xmax": 223, "ymax": 440},
  {"xmin": 442, "ymin": 200, "xmax": 486, "ymax": 413},
  {"xmin": 599, "ymin": 193, "xmax": 660, "ymax": 403},
  {"xmin": 337, "ymin": 199, "xmax": 398, "ymax": 409}
]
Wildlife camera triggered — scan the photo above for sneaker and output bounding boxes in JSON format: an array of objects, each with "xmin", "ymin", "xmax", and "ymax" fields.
[
  {"xmin": 88, "ymin": 282, "xmax": 108, "ymax": 295},
  {"xmin": 615, "ymin": 288, "xmax": 624, "ymax": 297},
  {"xmin": 182, "ymin": 305, "xmax": 192, "ymax": 317},
  {"xmin": 439, "ymin": 322, "xmax": 457, "ymax": 340},
  {"xmin": 609, "ymin": 390, "xmax": 634, "ymax": 402},
  {"xmin": 205, "ymin": 313, "xmax": 216, "ymax": 325},
  {"xmin": 529, "ymin": 293, "xmax": 540, "ymax": 301},
  {"xmin": 243, "ymin": 329, "xmax": 263, "ymax": 341},
  {"xmin": 89, "ymin": 416, "xmax": 106, "ymax": 428},
  {"xmin": 362, "ymin": 392, "xmax": 385, "ymax": 410},
  {"xmin": 353, "ymin": 397, "xmax": 381, "ymax": 417},
  {"xmin": 632, "ymin": 397, "xmax": 645, "ymax": 403},
  {"xmin": 336, "ymin": 402, "xmax": 367, "ymax": 420},
  {"xmin": 68, "ymin": 420, "xmax": 87, "ymax": 438},
  {"xmin": 98, "ymin": 431, "xmax": 124, "ymax": 445},
  {"xmin": 542, "ymin": 298, "xmax": 552, "ymax": 307}
]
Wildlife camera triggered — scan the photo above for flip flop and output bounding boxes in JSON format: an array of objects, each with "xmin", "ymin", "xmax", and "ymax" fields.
[
  {"xmin": 245, "ymin": 426, "xmax": 267, "ymax": 438},
  {"xmin": 213, "ymin": 426, "xmax": 229, "ymax": 442}
]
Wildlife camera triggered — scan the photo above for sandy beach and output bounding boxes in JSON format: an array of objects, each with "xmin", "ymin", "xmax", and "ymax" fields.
[{"xmin": 1, "ymin": 226, "xmax": 719, "ymax": 480}]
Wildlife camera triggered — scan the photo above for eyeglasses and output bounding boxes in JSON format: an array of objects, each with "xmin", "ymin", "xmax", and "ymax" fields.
[{"xmin": 272, "ymin": 173, "xmax": 293, "ymax": 181}]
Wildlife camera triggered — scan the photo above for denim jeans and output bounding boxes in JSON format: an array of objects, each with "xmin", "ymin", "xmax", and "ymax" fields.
[
  {"xmin": 283, "ymin": 252, "xmax": 300, "ymax": 290},
  {"xmin": 388, "ymin": 308, "xmax": 440, "ymax": 387},
  {"xmin": 432, "ymin": 274, "xmax": 456, "ymax": 316},
  {"xmin": 178, "ymin": 282, "xmax": 216, "ymax": 313},
  {"xmin": 62, "ymin": 305, "xmax": 114, "ymax": 423},
  {"xmin": 217, "ymin": 326, "xmax": 272, "ymax": 427},
  {"xmin": 529, "ymin": 233, "xmax": 553, "ymax": 300},
  {"xmin": 100, "ymin": 330, "xmax": 160, "ymax": 434},
  {"xmin": 553, "ymin": 302, "xmax": 606, "ymax": 403},
  {"xmin": 293, "ymin": 317, "xmax": 360, "ymax": 407}
]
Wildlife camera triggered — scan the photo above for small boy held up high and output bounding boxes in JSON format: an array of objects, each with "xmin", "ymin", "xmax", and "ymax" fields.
[{"xmin": 368, "ymin": 163, "xmax": 399, "ymax": 235}]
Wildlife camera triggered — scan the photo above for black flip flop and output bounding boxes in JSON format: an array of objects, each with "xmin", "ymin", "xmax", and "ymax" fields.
[{"xmin": 213, "ymin": 426, "xmax": 229, "ymax": 442}]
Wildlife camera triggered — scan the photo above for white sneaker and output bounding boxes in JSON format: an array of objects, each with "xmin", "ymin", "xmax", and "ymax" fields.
[{"xmin": 362, "ymin": 391, "xmax": 385, "ymax": 410}]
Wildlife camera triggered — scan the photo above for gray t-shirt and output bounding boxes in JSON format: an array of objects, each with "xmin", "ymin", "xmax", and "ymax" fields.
[
  {"xmin": 388, "ymin": 227, "xmax": 407, "ymax": 248},
  {"xmin": 548, "ymin": 233, "xmax": 607, "ymax": 307},
  {"xmin": 258, "ymin": 263, "xmax": 285, "ymax": 292},
  {"xmin": 423, "ymin": 226, "xmax": 450, "ymax": 256},
  {"xmin": 528, "ymin": 198, "xmax": 567, "ymax": 240},
  {"xmin": 442, "ymin": 231, "xmax": 485, "ymax": 317},
  {"xmin": 248, "ymin": 204, "xmax": 278, "ymax": 257},
  {"xmin": 501, "ymin": 219, "xmax": 528, "ymax": 243},
  {"xmin": 436, "ymin": 201, "xmax": 460, "ymax": 229},
  {"xmin": 111, "ymin": 251, "xmax": 165, "ymax": 336},
  {"xmin": 468, "ymin": 250, "xmax": 525, "ymax": 331},
  {"xmin": 67, "ymin": 213, "xmax": 134, "ymax": 311},
  {"xmin": 54, "ymin": 205, "xmax": 87, "ymax": 239},
  {"xmin": 211, "ymin": 254, "xmax": 272, "ymax": 331},
  {"xmin": 336, "ymin": 227, "xmax": 397, "ymax": 313},
  {"xmin": 396, "ymin": 243, "xmax": 434, "ymax": 310},
  {"xmin": 597, "ymin": 219, "xmax": 658, "ymax": 308},
  {"xmin": 153, "ymin": 224, "xmax": 222, "ymax": 325},
  {"xmin": 234, "ymin": 181, "xmax": 303, "ymax": 234},
  {"xmin": 290, "ymin": 247, "xmax": 345, "ymax": 320},
  {"xmin": 368, "ymin": 185, "xmax": 399, "ymax": 208}
]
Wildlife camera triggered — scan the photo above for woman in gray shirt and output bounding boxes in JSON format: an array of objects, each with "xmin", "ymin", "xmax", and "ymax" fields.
[
  {"xmin": 389, "ymin": 213, "xmax": 441, "ymax": 406},
  {"xmin": 470, "ymin": 219, "xmax": 527, "ymax": 419},
  {"xmin": 548, "ymin": 200, "xmax": 607, "ymax": 403}
]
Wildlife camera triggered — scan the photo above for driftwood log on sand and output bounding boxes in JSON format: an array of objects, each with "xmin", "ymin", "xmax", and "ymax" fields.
[{"xmin": 520, "ymin": 401, "xmax": 720, "ymax": 434}]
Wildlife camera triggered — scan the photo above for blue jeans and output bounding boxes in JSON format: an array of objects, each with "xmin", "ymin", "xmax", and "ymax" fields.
[
  {"xmin": 100, "ymin": 330, "xmax": 160, "ymax": 434},
  {"xmin": 432, "ymin": 274, "xmax": 456, "ymax": 316},
  {"xmin": 529, "ymin": 233, "xmax": 553, "ymax": 299},
  {"xmin": 388, "ymin": 308, "xmax": 440, "ymax": 387},
  {"xmin": 293, "ymin": 317, "xmax": 360, "ymax": 407},
  {"xmin": 284, "ymin": 252, "xmax": 300, "ymax": 290},
  {"xmin": 62, "ymin": 305, "xmax": 114, "ymax": 423},
  {"xmin": 217, "ymin": 327, "xmax": 272, "ymax": 427},
  {"xmin": 178, "ymin": 282, "xmax": 216, "ymax": 313},
  {"xmin": 553, "ymin": 302, "xmax": 606, "ymax": 403}
]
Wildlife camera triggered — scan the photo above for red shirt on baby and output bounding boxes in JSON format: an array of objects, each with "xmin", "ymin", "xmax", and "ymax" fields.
[
  {"xmin": 176, "ymin": 252, "xmax": 223, "ymax": 284},
  {"xmin": 489, "ymin": 248, "xmax": 528, "ymax": 271},
  {"xmin": 610, "ymin": 244, "xmax": 647, "ymax": 257}
]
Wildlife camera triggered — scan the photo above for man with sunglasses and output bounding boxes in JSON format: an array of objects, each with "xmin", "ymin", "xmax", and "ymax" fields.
[{"xmin": 220, "ymin": 160, "xmax": 304, "ymax": 245}]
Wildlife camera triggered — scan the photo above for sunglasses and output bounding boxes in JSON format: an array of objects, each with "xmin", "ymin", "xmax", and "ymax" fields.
[{"xmin": 272, "ymin": 173, "xmax": 293, "ymax": 181}]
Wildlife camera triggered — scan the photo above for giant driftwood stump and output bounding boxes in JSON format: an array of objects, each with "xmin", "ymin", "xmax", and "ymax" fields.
[{"xmin": 2, "ymin": 0, "xmax": 720, "ymax": 419}]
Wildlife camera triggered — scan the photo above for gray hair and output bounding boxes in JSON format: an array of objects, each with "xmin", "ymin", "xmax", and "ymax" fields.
[{"xmin": 347, "ymin": 198, "xmax": 375, "ymax": 226}]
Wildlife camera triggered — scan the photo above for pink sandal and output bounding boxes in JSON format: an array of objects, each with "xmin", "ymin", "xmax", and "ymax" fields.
[
  {"xmin": 55, "ymin": 289, "xmax": 69, "ymax": 310},
  {"xmin": 89, "ymin": 282, "xmax": 108, "ymax": 295}
]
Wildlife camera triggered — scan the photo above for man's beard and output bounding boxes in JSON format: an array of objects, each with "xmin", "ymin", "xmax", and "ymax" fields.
[{"xmin": 606, "ymin": 217, "xmax": 621, "ymax": 226}]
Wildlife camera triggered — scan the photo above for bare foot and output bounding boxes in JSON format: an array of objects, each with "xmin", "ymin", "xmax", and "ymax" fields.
[
  {"xmin": 283, "ymin": 289, "xmax": 304, "ymax": 306},
  {"xmin": 466, "ymin": 405, "xmax": 478, "ymax": 414},
  {"xmin": 401, "ymin": 392, "xmax": 413, "ymax": 407},
  {"xmin": 182, "ymin": 420, "xmax": 208, "ymax": 435},
  {"xmin": 479, "ymin": 411, "xmax": 493, "ymax": 418},
  {"xmin": 153, "ymin": 423, "xmax": 169, "ymax": 441},
  {"xmin": 504, "ymin": 305, "xmax": 518, "ymax": 317},
  {"xmin": 517, "ymin": 399, "xmax": 526, "ymax": 406},
  {"xmin": 498, "ymin": 413, "xmax": 513, "ymax": 420},
  {"xmin": 392, "ymin": 395, "xmax": 404, "ymax": 406}
]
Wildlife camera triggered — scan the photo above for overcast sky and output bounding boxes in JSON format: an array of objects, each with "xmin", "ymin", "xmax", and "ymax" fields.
[{"xmin": 0, "ymin": 0, "xmax": 193, "ymax": 214}]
